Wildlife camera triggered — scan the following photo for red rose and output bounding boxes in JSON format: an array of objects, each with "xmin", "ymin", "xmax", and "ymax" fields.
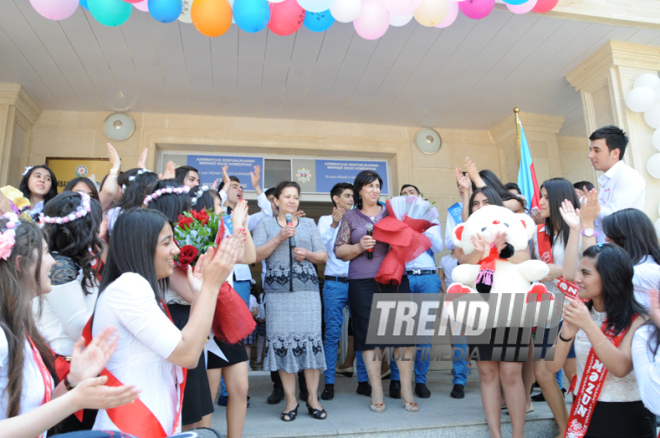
[
  {"xmin": 177, "ymin": 216, "xmax": 194, "ymax": 230},
  {"xmin": 177, "ymin": 245, "xmax": 198, "ymax": 268},
  {"xmin": 193, "ymin": 209, "xmax": 209, "ymax": 226}
]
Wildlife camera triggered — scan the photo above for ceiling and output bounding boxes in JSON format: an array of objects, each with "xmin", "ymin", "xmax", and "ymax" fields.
[{"xmin": 1, "ymin": 2, "xmax": 660, "ymax": 137}]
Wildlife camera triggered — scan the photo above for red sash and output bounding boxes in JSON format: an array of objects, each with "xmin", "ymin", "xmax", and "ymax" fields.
[
  {"xmin": 565, "ymin": 316, "xmax": 637, "ymax": 438},
  {"xmin": 536, "ymin": 225, "xmax": 579, "ymax": 298},
  {"xmin": 82, "ymin": 302, "xmax": 187, "ymax": 438},
  {"xmin": 27, "ymin": 336, "xmax": 53, "ymax": 438}
]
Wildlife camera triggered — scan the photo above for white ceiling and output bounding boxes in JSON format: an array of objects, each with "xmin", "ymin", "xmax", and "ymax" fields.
[{"xmin": 1, "ymin": 1, "xmax": 660, "ymax": 137}]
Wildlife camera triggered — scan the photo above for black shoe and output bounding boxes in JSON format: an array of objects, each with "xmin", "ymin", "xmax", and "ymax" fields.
[
  {"xmin": 321, "ymin": 384, "xmax": 334, "ymax": 400},
  {"xmin": 450, "ymin": 384, "xmax": 465, "ymax": 399},
  {"xmin": 415, "ymin": 383, "xmax": 431, "ymax": 399},
  {"xmin": 389, "ymin": 380, "xmax": 401, "ymax": 399},
  {"xmin": 356, "ymin": 381, "xmax": 372, "ymax": 397},
  {"xmin": 531, "ymin": 392, "xmax": 545, "ymax": 402},
  {"xmin": 280, "ymin": 404, "xmax": 299, "ymax": 422},
  {"xmin": 306, "ymin": 402, "xmax": 327, "ymax": 420},
  {"xmin": 217, "ymin": 395, "xmax": 228, "ymax": 406},
  {"xmin": 562, "ymin": 388, "xmax": 567, "ymax": 398},
  {"xmin": 299, "ymin": 389, "xmax": 309, "ymax": 401},
  {"xmin": 267, "ymin": 387, "xmax": 284, "ymax": 404}
]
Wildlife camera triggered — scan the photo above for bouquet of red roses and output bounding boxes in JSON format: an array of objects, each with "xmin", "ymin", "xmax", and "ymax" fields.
[{"xmin": 173, "ymin": 209, "xmax": 224, "ymax": 268}]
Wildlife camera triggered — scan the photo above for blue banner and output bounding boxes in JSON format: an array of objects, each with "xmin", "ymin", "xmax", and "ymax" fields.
[
  {"xmin": 187, "ymin": 155, "xmax": 264, "ymax": 191},
  {"xmin": 448, "ymin": 202, "xmax": 463, "ymax": 225},
  {"xmin": 315, "ymin": 160, "xmax": 388, "ymax": 195}
]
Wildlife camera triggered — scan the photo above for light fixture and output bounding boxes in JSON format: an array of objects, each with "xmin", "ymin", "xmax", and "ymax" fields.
[
  {"xmin": 103, "ymin": 112, "xmax": 135, "ymax": 141},
  {"xmin": 414, "ymin": 128, "xmax": 442, "ymax": 154}
]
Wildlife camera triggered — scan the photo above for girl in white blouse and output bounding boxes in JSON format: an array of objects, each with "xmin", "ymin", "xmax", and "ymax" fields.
[{"xmin": 633, "ymin": 289, "xmax": 660, "ymax": 416}]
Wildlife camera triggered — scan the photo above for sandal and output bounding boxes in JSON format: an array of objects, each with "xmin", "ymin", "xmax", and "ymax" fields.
[
  {"xmin": 370, "ymin": 396, "xmax": 386, "ymax": 413},
  {"xmin": 306, "ymin": 402, "xmax": 327, "ymax": 420},
  {"xmin": 401, "ymin": 396, "xmax": 419, "ymax": 412},
  {"xmin": 280, "ymin": 404, "xmax": 299, "ymax": 422}
]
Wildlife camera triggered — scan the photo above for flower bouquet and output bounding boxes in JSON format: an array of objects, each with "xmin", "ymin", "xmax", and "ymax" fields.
[{"xmin": 174, "ymin": 209, "xmax": 255, "ymax": 344}]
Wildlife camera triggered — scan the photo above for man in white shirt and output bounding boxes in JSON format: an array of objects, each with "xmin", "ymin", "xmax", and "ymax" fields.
[
  {"xmin": 318, "ymin": 183, "xmax": 369, "ymax": 401},
  {"xmin": 588, "ymin": 125, "xmax": 646, "ymax": 243},
  {"xmin": 388, "ymin": 185, "xmax": 444, "ymax": 400}
]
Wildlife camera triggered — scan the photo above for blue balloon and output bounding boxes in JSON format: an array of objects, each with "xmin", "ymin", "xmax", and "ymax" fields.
[
  {"xmin": 303, "ymin": 9, "xmax": 334, "ymax": 32},
  {"xmin": 148, "ymin": 0, "xmax": 182, "ymax": 23},
  {"xmin": 233, "ymin": 0, "xmax": 270, "ymax": 33},
  {"xmin": 80, "ymin": 0, "xmax": 89, "ymax": 10}
]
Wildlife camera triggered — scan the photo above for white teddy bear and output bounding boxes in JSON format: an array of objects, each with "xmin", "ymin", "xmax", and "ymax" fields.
[{"xmin": 447, "ymin": 205, "xmax": 554, "ymax": 327}]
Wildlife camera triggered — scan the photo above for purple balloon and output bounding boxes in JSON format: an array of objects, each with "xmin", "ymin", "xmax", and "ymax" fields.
[
  {"xmin": 30, "ymin": 0, "xmax": 80, "ymax": 20},
  {"xmin": 459, "ymin": 0, "xmax": 494, "ymax": 19}
]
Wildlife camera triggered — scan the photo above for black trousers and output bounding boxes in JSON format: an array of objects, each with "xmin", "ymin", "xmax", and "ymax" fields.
[{"xmin": 271, "ymin": 370, "xmax": 307, "ymax": 391}]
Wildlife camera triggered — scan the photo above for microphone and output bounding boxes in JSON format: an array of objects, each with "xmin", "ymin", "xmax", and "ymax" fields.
[
  {"xmin": 365, "ymin": 223, "xmax": 373, "ymax": 260},
  {"xmin": 285, "ymin": 213, "xmax": 296, "ymax": 247}
]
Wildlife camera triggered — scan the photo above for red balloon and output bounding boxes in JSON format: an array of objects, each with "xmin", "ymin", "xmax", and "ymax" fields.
[
  {"xmin": 268, "ymin": 0, "xmax": 305, "ymax": 36},
  {"xmin": 532, "ymin": 0, "xmax": 559, "ymax": 13}
]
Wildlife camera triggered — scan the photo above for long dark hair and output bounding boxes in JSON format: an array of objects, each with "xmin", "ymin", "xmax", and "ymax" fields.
[
  {"xmin": 352, "ymin": 171, "xmax": 383, "ymax": 210},
  {"xmin": 116, "ymin": 169, "xmax": 158, "ymax": 211},
  {"xmin": 42, "ymin": 192, "xmax": 103, "ymax": 295},
  {"xmin": 64, "ymin": 177, "xmax": 100, "ymax": 201},
  {"xmin": 582, "ymin": 244, "xmax": 646, "ymax": 335},
  {"xmin": 474, "ymin": 169, "xmax": 524, "ymax": 210},
  {"xmin": 468, "ymin": 187, "xmax": 503, "ymax": 216},
  {"xmin": 146, "ymin": 179, "xmax": 192, "ymax": 223},
  {"xmin": 19, "ymin": 165, "xmax": 58, "ymax": 206},
  {"xmin": 189, "ymin": 186, "xmax": 219, "ymax": 213},
  {"xmin": 0, "ymin": 218, "xmax": 58, "ymax": 418},
  {"xmin": 99, "ymin": 208, "xmax": 169, "ymax": 301},
  {"xmin": 540, "ymin": 178, "xmax": 580, "ymax": 248},
  {"xmin": 603, "ymin": 209, "xmax": 660, "ymax": 266}
]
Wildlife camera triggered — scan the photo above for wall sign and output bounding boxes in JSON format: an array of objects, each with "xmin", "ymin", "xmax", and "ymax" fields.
[
  {"xmin": 187, "ymin": 155, "xmax": 264, "ymax": 191},
  {"xmin": 315, "ymin": 160, "xmax": 389, "ymax": 195}
]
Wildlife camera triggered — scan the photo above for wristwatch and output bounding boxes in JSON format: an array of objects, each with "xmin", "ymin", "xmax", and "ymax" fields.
[{"xmin": 581, "ymin": 228, "xmax": 599, "ymax": 238}]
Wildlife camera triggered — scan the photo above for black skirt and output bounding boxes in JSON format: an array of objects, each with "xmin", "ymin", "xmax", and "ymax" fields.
[
  {"xmin": 584, "ymin": 401, "xmax": 656, "ymax": 438},
  {"xmin": 207, "ymin": 337, "xmax": 248, "ymax": 369},
  {"xmin": 168, "ymin": 304, "xmax": 214, "ymax": 425},
  {"xmin": 468, "ymin": 327, "xmax": 528, "ymax": 362}
]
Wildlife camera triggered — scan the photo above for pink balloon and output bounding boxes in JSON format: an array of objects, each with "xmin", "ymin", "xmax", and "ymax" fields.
[
  {"xmin": 459, "ymin": 0, "xmax": 494, "ymax": 19},
  {"xmin": 134, "ymin": 0, "xmax": 149, "ymax": 11},
  {"xmin": 354, "ymin": 0, "xmax": 389, "ymax": 40},
  {"xmin": 123, "ymin": 0, "xmax": 143, "ymax": 3},
  {"xmin": 382, "ymin": 0, "xmax": 422, "ymax": 16},
  {"xmin": 532, "ymin": 0, "xmax": 558, "ymax": 13},
  {"xmin": 435, "ymin": 0, "xmax": 458, "ymax": 28},
  {"xmin": 506, "ymin": 0, "xmax": 536, "ymax": 14},
  {"xmin": 29, "ymin": 0, "xmax": 79, "ymax": 20},
  {"xmin": 268, "ymin": 0, "xmax": 305, "ymax": 36}
]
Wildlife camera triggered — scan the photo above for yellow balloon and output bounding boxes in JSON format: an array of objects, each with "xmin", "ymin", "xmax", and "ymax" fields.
[
  {"xmin": 192, "ymin": 0, "xmax": 233, "ymax": 37},
  {"xmin": 413, "ymin": 0, "xmax": 448, "ymax": 27}
]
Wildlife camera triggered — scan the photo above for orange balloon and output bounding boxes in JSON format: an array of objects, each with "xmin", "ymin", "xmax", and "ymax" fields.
[{"xmin": 192, "ymin": 0, "xmax": 232, "ymax": 37}]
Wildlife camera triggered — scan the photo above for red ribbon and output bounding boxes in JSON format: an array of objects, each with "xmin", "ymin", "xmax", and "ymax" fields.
[{"xmin": 372, "ymin": 200, "xmax": 434, "ymax": 285}]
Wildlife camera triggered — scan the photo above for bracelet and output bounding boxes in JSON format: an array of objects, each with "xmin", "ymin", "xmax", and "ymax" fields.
[
  {"xmin": 63, "ymin": 374, "xmax": 76, "ymax": 391},
  {"xmin": 558, "ymin": 333, "xmax": 573, "ymax": 342},
  {"xmin": 109, "ymin": 168, "xmax": 119, "ymax": 176}
]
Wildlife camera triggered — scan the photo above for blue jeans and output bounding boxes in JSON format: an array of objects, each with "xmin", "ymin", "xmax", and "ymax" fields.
[
  {"xmin": 323, "ymin": 279, "xmax": 367, "ymax": 384},
  {"xmin": 390, "ymin": 274, "xmax": 442, "ymax": 384}
]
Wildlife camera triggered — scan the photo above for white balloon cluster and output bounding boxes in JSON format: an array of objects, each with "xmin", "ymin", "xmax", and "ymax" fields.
[{"xmin": 625, "ymin": 72, "xmax": 660, "ymax": 179}]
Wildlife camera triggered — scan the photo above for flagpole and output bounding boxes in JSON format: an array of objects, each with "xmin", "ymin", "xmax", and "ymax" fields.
[{"xmin": 514, "ymin": 107, "xmax": 521, "ymax": 165}]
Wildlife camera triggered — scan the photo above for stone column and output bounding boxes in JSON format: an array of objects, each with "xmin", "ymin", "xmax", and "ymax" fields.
[{"xmin": 566, "ymin": 41, "xmax": 660, "ymax": 220}]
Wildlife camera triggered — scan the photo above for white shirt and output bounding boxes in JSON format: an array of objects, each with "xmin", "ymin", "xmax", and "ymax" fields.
[
  {"xmin": 595, "ymin": 160, "xmax": 646, "ymax": 243},
  {"xmin": 405, "ymin": 219, "xmax": 443, "ymax": 271},
  {"xmin": 92, "ymin": 273, "xmax": 184, "ymax": 436},
  {"xmin": 444, "ymin": 202, "xmax": 463, "ymax": 251},
  {"xmin": 438, "ymin": 255, "xmax": 458, "ymax": 285},
  {"xmin": 219, "ymin": 191, "xmax": 273, "ymax": 281},
  {"xmin": 318, "ymin": 215, "xmax": 349, "ymax": 278},
  {"xmin": 633, "ymin": 256, "xmax": 660, "ymax": 312},
  {"xmin": 28, "ymin": 201, "xmax": 44, "ymax": 218},
  {"xmin": 0, "ymin": 329, "xmax": 51, "ymax": 419},
  {"xmin": 632, "ymin": 323, "xmax": 660, "ymax": 415}
]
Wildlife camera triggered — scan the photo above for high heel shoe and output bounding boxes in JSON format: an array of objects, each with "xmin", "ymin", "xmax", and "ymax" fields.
[
  {"xmin": 370, "ymin": 396, "xmax": 386, "ymax": 413},
  {"xmin": 335, "ymin": 365, "xmax": 354, "ymax": 378},
  {"xmin": 280, "ymin": 404, "xmax": 299, "ymax": 422},
  {"xmin": 401, "ymin": 396, "xmax": 418, "ymax": 412},
  {"xmin": 306, "ymin": 402, "xmax": 327, "ymax": 420}
]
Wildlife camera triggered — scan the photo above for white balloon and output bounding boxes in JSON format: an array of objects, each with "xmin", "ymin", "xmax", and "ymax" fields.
[
  {"xmin": 645, "ymin": 102, "xmax": 660, "ymax": 129},
  {"xmin": 330, "ymin": 0, "xmax": 360, "ymax": 22},
  {"xmin": 178, "ymin": 0, "xmax": 192, "ymax": 23},
  {"xmin": 655, "ymin": 82, "xmax": 660, "ymax": 102},
  {"xmin": 647, "ymin": 153, "xmax": 660, "ymax": 179},
  {"xmin": 626, "ymin": 87, "xmax": 656, "ymax": 113},
  {"xmin": 298, "ymin": 0, "xmax": 337, "ymax": 12},
  {"xmin": 634, "ymin": 73, "xmax": 660, "ymax": 90},
  {"xmin": 269, "ymin": 0, "xmax": 285, "ymax": 3},
  {"xmin": 653, "ymin": 128, "xmax": 660, "ymax": 152},
  {"xmin": 390, "ymin": 12, "xmax": 413, "ymax": 26},
  {"xmin": 655, "ymin": 217, "xmax": 660, "ymax": 237}
]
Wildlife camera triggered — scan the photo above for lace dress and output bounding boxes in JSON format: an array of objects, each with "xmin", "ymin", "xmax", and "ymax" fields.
[{"xmin": 253, "ymin": 216, "xmax": 327, "ymax": 373}]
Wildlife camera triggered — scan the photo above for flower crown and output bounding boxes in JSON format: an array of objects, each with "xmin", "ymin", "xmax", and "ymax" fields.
[
  {"xmin": 144, "ymin": 186, "xmax": 190, "ymax": 205},
  {"xmin": 22, "ymin": 166, "xmax": 34, "ymax": 176},
  {"xmin": 0, "ymin": 213, "xmax": 21, "ymax": 261},
  {"xmin": 190, "ymin": 186, "xmax": 210, "ymax": 206},
  {"xmin": 39, "ymin": 192, "xmax": 92, "ymax": 226},
  {"xmin": 122, "ymin": 168, "xmax": 152, "ymax": 191}
]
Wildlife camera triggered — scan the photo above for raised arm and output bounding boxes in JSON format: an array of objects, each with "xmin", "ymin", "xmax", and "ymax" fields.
[
  {"xmin": 98, "ymin": 143, "xmax": 121, "ymax": 210},
  {"xmin": 559, "ymin": 199, "xmax": 582, "ymax": 281}
]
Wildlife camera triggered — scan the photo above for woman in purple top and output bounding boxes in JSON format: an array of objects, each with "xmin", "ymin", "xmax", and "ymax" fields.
[{"xmin": 334, "ymin": 170, "xmax": 417, "ymax": 413}]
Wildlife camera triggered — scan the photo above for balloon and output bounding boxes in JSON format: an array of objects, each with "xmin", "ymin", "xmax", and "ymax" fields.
[
  {"xmin": 655, "ymin": 218, "xmax": 660, "ymax": 236},
  {"xmin": 507, "ymin": 0, "xmax": 536, "ymax": 14},
  {"xmin": 382, "ymin": 0, "xmax": 422, "ymax": 16},
  {"xmin": 390, "ymin": 13, "xmax": 413, "ymax": 26},
  {"xmin": 647, "ymin": 153, "xmax": 660, "ymax": 179},
  {"xmin": 269, "ymin": 0, "xmax": 305, "ymax": 35},
  {"xmin": 233, "ymin": 0, "xmax": 270, "ymax": 32},
  {"xmin": 502, "ymin": 0, "xmax": 526, "ymax": 4},
  {"xmin": 435, "ymin": 0, "xmax": 458, "ymax": 28},
  {"xmin": 178, "ymin": 0, "xmax": 192, "ymax": 22},
  {"xmin": 80, "ymin": 0, "xmax": 89, "ymax": 10},
  {"xmin": 634, "ymin": 73, "xmax": 660, "ymax": 90},
  {"xmin": 88, "ymin": 0, "xmax": 133, "ymax": 26},
  {"xmin": 29, "ymin": 0, "xmax": 79, "ymax": 20},
  {"xmin": 268, "ymin": 0, "xmax": 285, "ymax": 3},
  {"xmin": 297, "ymin": 0, "xmax": 336, "ymax": 13},
  {"xmin": 353, "ymin": 0, "xmax": 389, "ymax": 40},
  {"xmin": 645, "ymin": 102, "xmax": 660, "ymax": 129},
  {"xmin": 653, "ymin": 128, "xmax": 660, "ymax": 152},
  {"xmin": 148, "ymin": 0, "xmax": 182, "ymax": 22},
  {"xmin": 123, "ymin": 0, "xmax": 143, "ymax": 3},
  {"xmin": 459, "ymin": 0, "xmax": 494, "ymax": 19},
  {"xmin": 330, "ymin": 0, "xmax": 359, "ymax": 23},
  {"xmin": 414, "ymin": 0, "xmax": 448, "ymax": 27},
  {"xmin": 304, "ymin": 9, "xmax": 335, "ymax": 31},
  {"xmin": 192, "ymin": 0, "xmax": 232, "ymax": 36},
  {"xmin": 531, "ymin": 0, "xmax": 557, "ymax": 13},
  {"xmin": 134, "ymin": 0, "xmax": 149, "ymax": 10},
  {"xmin": 625, "ymin": 87, "xmax": 656, "ymax": 113}
]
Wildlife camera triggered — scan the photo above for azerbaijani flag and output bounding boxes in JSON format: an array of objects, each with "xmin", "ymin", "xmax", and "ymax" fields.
[{"xmin": 517, "ymin": 123, "xmax": 540, "ymax": 210}]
